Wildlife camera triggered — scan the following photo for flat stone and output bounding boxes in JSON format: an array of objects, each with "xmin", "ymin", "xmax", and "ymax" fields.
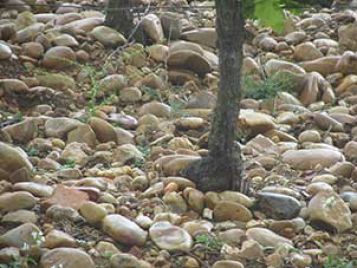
[
  {"xmin": 149, "ymin": 221, "xmax": 192, "ymax": 251},
  {"xmin": 42, "ymin": 185, "xmax": 89, "ymax": 210},
  {"xmin": 213, "ymin": 201, "xmax": 253, "ymax": 222}
]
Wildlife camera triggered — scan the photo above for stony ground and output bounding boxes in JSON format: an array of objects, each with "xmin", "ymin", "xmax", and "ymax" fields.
[{"xmin": 0, "ymin": 0, "xmax": 356, "ymax": 268}]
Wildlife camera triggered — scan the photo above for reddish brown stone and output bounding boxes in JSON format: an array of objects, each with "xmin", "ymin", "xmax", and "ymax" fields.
[{"xmin": 41, "ymin": 185, "xmax": 89, "ymax": 210}]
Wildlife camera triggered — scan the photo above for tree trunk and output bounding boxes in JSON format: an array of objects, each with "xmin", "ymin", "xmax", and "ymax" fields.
[
  {"xmin": 105, "ymin": 0, "xmax": 134, "ymax": 38},
  {"xmin": 182, "ymin": 0, "xmax": 247, "ymax": 193}
]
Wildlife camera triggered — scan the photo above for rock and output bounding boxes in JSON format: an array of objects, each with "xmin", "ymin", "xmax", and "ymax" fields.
[
  {"xmin": 163, "ymin": 192, "xmax": 187, "ymax": 213},
  {"xmin": 0, "ymin": 43, "xmax": 12, "ymax": 60},
  {"xmin": 149, "ymin": 221, "xmax": 192, "ymax": 251},
  {"xmin": 298, "ymin": 130, "xmax": 321, "ymax": 143},
  {"xmin": 294, "ymin": 42, "xmax": 323, "ymax": 61},
  {"xmin": 110, "ymin": 253, "xmax": 152, "ymax": 268},
  {"xmin": 160, "ymin": 12, "xmax": 182, "ymax": 40},
  {"xmin": 168, "ymin": 41, "xmax": 212, "ymax": 77},
  {"xmin": 181, "ymin": 28, "xmax": 217, "ymax": 49},
  {"xmin": 256, "ymin": 192, "xmax": 301, "ymax": 220},
  {"xmin": 2, "ymin": 118, "xmax": 39, "ymax": 144},
  {"xmin": 139, "ymin": 101, "xmax": 172, "ymax": 118},
  {"xmin": 340, "ymin": 192, "xmax": 357, "ymax": 211},
  {"xmin": 154, "ymin": 155, "xmax": 201, "ymax": 176},
  {"xmin": 53, "ymin": 34, "xmax": 79, "ymax": 47},
  {"xmin": 67, "ymin": 124, "xmax": 97, "ymax": 148},
  {"xmin": 45, "ymin": 117, "xmax": 82, "ymax": 139},
  {"xmin": 91, "ymin": 26, "xmax": 126, "ymax": 47},
  {"xmin": 113, "ymin": 144, "xmax": 143, "ymax": 165},
  {"xmin": 120, "ymin": 87, "xmax": 142, "ymax": 103},
  {"xmin": 212, "ymin": 260, "xmax": 244, "ymax": 268},
  {"xmin": 36, "ymin": 72, "xmax": 75, "ymax": 90},
  {"xmin": 89, "ymin": 117, "xmax": 117, "ymax": 143},
  {"xmin": 0, "ymin": 142, "xmax": 33, "ymax": 182},
  {"xmin": 0, "ymin": 78, "xmax": 29, "ymax": 93},
  {"xmin": 219, "ymin": 191, "xmax": 254, "ymax": 208},
  {"xmin": 79, "ymin": 201, "xmax": 107, "ymax": 224},
  {"xmin": 239, "ymin": 109, "xmax": 276, "ymax": 137},
  {"xmin": 42, "ymin": 185, "xmax": 89, "ymax": 210},
  {"xmin": 306, "ymin": 182, "xmax": 333, "ymax": 196},
  {"xmin": 265, "ymin": 59, "xmax": 306, "ymax": 76},
  {"xmin": 102, "ymin": 214, "xmax": 147, "ymax": 246},
  {"xmin": 308, "ymin": 191, "xmax": 352, "ymax": 233},
  {"xmin": 147, "ymin": 44, "xmax": 169, "ymax": 62},
  {"xmin": 213, "ymin": 201, "xmax": 253, "ymax": 222},
  {"xmin": 61, "ymin": 17, "xmax": 104, "ymax": 33},
  {"xmin": 0, "ymin": 191, "xmax": 37, "ymax": 212},
  {"xmin": 42, "ymin": 46, "xmax": 76, "ymax": 70},
  {"xmin": 2, "ymin": 209, "xmax": 38, "ymax": 224},
  {"xmin": 99, "ymin": 74, "xmax": 127, "ymax": 94},
  {"xmin": 240, "ymin": 239, "xmax": 265, "ymax": 260},
  {"xmin": 246, "ymin": 228, "xmax": 293, "ymax": 248},
  {"xmin": 0, "ymin": 223, "xmax": 41, "ymax": 248},
  {"xmin": 61, "ymin": 142, "xmax": 88, "ymax": 165},
  {"xmin": 282, "ymin": 149, "xmax": 344, "ymax": 170},
  {"xmin": 142, "ymin": 14, "xmax": 164, "ymax": 43},
  {"xmin": 259, "ymin": 37, "xmax": 278, "ymax": 51},
  {"xmin": 344, "ymin": 141, "xmax": 357, "ymax": 161},
  {"xmin": 15, "ymin": 23, "xmax": 45, "ymax": 43},
  {"xmin": 95, "ymin": 241, "xmax": 121, "ymax": 257},
  {"xmin": 46, "ymin": 205, "xmax": 83, "ymax": 223},
  {"xmin": 40, "ymin": 248, "xmax": 95, "ymax": 268},
  {"xmin": 338, "ymin": 22, "xmax": 357, "ymax": 51},
  {"xmin": 22, "ymin": 41, "xmax": 44, "ymax": 59},
  {"xmin": 285, "ymin": 31, "xmax": 307, "ymax": 45},
  {"xmin": 183, "ymin": 188, "xmax": 204, "ymax": 213},
  {"xmin": 13, "ymin": 182, "xmax": 53, "ymax": 197},
  {"xmin": 44, "ymin": 230, "xmax": 77, "ymax": 249}
]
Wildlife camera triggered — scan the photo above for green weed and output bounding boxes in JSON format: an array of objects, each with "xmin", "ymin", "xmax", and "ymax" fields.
[
  {"xmin": 324, "ymin": 255, "xmax": 357, "ymax": 268},
  {"xmin": 242, "ymin": 73, "xmax": 297, "ymax": 100},
  {"xmin": 195, "ymin": 234, "xmax": 223, "ymax": 252}
]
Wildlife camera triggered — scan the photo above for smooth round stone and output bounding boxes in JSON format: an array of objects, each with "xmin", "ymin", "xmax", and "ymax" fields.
[
  {"xmin": 110, "ymin": 253, "xmax": 151, "ymax": 268},
  {"xmin": 0, "ymin": 43, "xmax": 12, "ymax": 60},
  {"xmin": 246, "ymin": 228, "xmax": 293, "ymax": 248},
  {"xmin": 149, "ymin": 221, "xmax": 193, "ymax": 251},
  {"xmin": 79, "ymin": 201, "xmax": 107, "ymax": 224},
  {"xmin": 13, "ymin": 182, "xmax": 53, "ymax": 197},
  {"xmin": 42, "ymin": 46, "xmax": 76, "ymax": 70},
  {"xmin": 1, "ymin": 210, "xmax": 38, "ymax": 224},
  {"xmin": 102, "ymin": 214, "xmax": 147, "ymax": 246},
  {"xmin": 298, "ymin": 130, "xmax": 321, "ymax": 143},
  {"xmin": 213, "ymin": 201, "xmax": 253, "ymax": 222},
  {"xmin": 40, "ymin": 248, "xmax": 95, "ymax": 268},
  {"xmin": 311, "ymin": 174, "xmax": 338, "ymax": 185},
  {"xmin": 0, "ymin": 191, "xmax": 37, "ymax": 212},
  {"xmin": 306, "ymin": 182, "xmax": 333, "ymax": 196},
  {"xmin": 44, "ymin": 230, "xmax": 77, "ymax": 249},
  {"xmin": 212, "ymin": 260, "xmax": 244, "ymax": 268},
  {"xmin": 256, "ymin": 192, "xmax": 301, "ymax": 220}
]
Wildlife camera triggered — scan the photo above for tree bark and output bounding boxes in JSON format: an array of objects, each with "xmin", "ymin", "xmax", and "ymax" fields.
[
  {"xmin": 182, "ymin": 0, "xmax": 247, "ymax": 193},
  {"xmin": 105, "ymin": 0, "xmax": 134, "ymax": 38}
]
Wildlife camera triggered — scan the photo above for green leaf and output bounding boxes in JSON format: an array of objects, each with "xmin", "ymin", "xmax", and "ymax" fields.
[{"xmin": 254, "ymin": 0, "xmax": 285, "ymax": 33}]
